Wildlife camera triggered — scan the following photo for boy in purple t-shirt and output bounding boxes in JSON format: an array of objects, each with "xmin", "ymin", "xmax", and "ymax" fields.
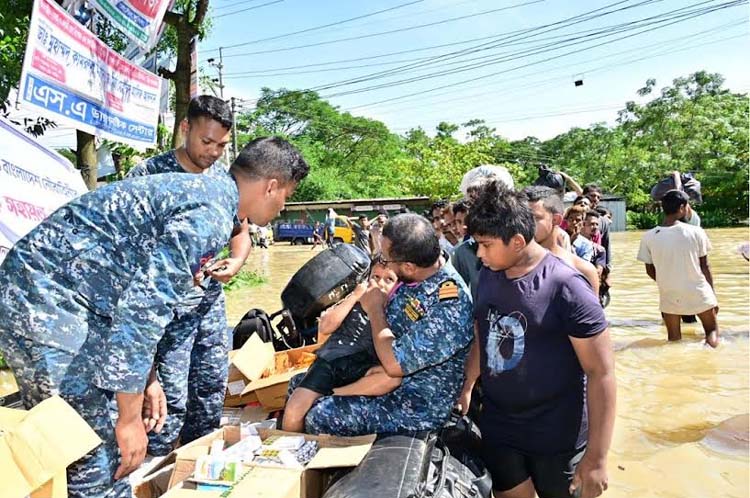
[{"xmin": 458, "ymin": 181, "xmax": 616, "ymax": 498}]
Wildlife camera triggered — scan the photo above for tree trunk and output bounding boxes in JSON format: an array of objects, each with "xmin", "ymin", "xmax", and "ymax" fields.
[
  {"xmin": 171, "ymin": 26, "xmax": 192, "ymax": 149},
  {"xmin": 76, "ymin": 130, "xmax": 98, "ymax": 190}
]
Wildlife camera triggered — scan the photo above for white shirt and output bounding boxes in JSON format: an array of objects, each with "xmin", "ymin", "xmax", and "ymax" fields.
[{"xmin": 637, "ymin": 222, "xmax": 717, "ymax": 314}]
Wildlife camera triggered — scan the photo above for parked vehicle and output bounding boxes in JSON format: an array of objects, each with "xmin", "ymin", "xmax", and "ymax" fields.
[
  {"xmin": 273, "ymin": 221, "xmax": 314, "ymax": 245},
  {"xmin": 331, "ymin": 215, "xmax": 355, "ymax": 244}
]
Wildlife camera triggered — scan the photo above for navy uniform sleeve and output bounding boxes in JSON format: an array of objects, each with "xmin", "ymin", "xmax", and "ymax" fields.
[
  {"xmin": 94, "ymin": 205, "xmax": 226, "ymax": 393},
  {"xmin": 391, "ymin": 291, "xmax": 473, "ymax": 376},
  {"xmin": 559, "ymin": 273, "xmax": 608, "ymax": 339},
  {"xmin": 125, "ymin": 160, "xmax": 150, "ymax": 178}
]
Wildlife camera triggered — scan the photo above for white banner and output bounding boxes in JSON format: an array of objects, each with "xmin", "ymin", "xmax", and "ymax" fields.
[
  {"xmin": 19, "ymin": 0, "xmax": 163, "ymax": 149},
  {"xmin": 92, "ymin": 0, "xmax": 171, "ymax": 50},
  {"xmin": 0, "ymin": 118, "xmax": 87, "ymax": 265}
]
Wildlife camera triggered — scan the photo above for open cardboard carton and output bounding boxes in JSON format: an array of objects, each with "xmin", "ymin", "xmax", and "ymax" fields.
[
  {"xmin": 225, "ymin": 334, "xmax": 320, "ymax": 411},
  {"xmin": 136, "ymin": 425, "xmax": 375, "ymax": 498},
  {"xmin": 162, "ymin": 466, "xmax": 301, "ymax": 498},
  {"xmin": 0, "ymin": 395, "xmax": 101, "ymax": 498}
]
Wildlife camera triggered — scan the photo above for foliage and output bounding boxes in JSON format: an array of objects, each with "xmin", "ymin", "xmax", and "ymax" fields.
[
  {"xmin": 235, "ymin": 74, "xmax": 747, "ymax": 227},
  {"xmin": 542, "ymin": 71, "xmax": 748, "ymax": 226},
  {"xmin": 223, "ymin": 269, "xmax": 268, "ymax": 292},
  {"xmin": 626, "ymin": 210, "xmax": 660, "ymax": 230},
  {"xmin": 0, "ymin": 0, "xmax": 57, "ymax": 136},
  {"xmin": 239, "ymin": 88, "xmax": 411, "ymax": 201}
]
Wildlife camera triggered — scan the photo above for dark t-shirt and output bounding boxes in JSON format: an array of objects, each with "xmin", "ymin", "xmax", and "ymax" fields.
[
  {"xmin": 351, "ymin": 223, "xmax": 371, "ymax": 255},
  {"xmin": 316, "ymin": 303, "xmax": 375, "ymax": 363},
  {"xmin": 592, "ymin": 244, "xmax": 607, "ymax": 268},
  {"xmin": 600, "ymin": 216, "xmax": 611, "ymax": 265},
  {"xmin": 474, "ymin": 252, "xmax": 608, "ymax": 455}
]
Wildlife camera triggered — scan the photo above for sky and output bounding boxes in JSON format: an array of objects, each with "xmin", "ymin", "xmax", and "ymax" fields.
[{"xmin": 35, "ymin": 0, "xmax": 750, "ymax": 149}]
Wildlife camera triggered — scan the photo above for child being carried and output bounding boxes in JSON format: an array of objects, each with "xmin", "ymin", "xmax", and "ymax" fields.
[{"xmin": 282, "ymin": 259, "xmax": 400, "ymax": 433}]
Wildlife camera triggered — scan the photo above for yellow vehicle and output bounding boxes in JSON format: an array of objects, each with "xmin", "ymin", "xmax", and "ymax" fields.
[{"xmin": 330, "ymin": 215, "xmax": 355, "ymax": 244}]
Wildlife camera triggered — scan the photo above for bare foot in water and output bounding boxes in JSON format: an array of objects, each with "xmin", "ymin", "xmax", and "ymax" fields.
[{"xmin": 704, "ymin": 330, "xmax": 720, "ymax": 348}]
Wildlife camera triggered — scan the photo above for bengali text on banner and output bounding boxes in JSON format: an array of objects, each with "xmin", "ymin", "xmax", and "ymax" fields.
[
  {"xmin": 92, "ymin": 0, "xmax": 171, "ymax": 50},
  {"xmin": 0, "ymin": 118, "xmax": 87, "ymax": 265},
  {"xmin": 19, "ymin": 0, "xmax": 163, "ymax": 149}
]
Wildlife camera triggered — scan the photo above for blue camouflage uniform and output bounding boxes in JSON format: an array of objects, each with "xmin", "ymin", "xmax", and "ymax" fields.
[
  {"xmin": 292, "ymin": 264, "xmax": 474, "ymax": 436},
  {"xmin": 127, "ymin": 151, "xmax": 231, "ymax": 454},
  {"xmin": 0, "ymin": 173, "xmax": 239, "ymax": 498}
]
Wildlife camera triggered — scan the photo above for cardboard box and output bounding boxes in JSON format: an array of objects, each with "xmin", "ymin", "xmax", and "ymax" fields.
[
  {"xmin": 136, "ymin": 426, "xmax": 375, "ymax": 498},
  {"xmin": 162, "ymin": 466, "xmax": 301, "ymax": 498},
  {"xmin": 253, "ymin": 429, "xmax": 376, "ymax": 498},
  {"xmin": 226, "ymin": 334, "xmax": 320, "ymax": 411},
  {"xmin": 0, "ymin": 395, "xmax": 101, "ymax": 498}
]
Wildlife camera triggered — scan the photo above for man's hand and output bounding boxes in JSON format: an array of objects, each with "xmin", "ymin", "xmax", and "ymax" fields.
[
  {"xmin": 142, "ymin": 376, "xmax": 167, "ymax": 433},
  {"xmin": 207, "ymin": 257, "xmax": 245, "ymax": 283},
  {"xmin": 456, "ymin": 386, "xmax": 472, "ymax": 416},
  {"xmin": 360, "ymin": 283, "xmax": 387, "ymax": 316},
  {"xmin": 114, "ymin": 417, "xmax": 148, "ymax": 479},
  {"xmin": 569, "ymin": 454, "xmax": 608, "ymax": 498}
]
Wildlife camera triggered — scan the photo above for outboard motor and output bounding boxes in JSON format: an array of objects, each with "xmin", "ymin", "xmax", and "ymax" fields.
[{"xmin": 281, "ymin": 244, "xmax": 371, "ymax": 332}]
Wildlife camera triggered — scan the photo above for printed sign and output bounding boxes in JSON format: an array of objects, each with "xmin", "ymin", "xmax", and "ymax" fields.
[
  {"xmin": 92, "ymin": 0, "xmax": 171, "ymax": 50},
  {"xmin": 19, "ymin": 0, "xmax": 163, "ymax": 148},
  {"xmin": 0, "ymin": 118, "xmax": 87, "ymax": 265}
]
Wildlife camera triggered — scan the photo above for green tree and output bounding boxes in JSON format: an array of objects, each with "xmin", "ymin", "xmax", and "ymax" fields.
[
  {"xmin": 0, "ymin": 0, "xmax": 56, "ymax": 136},
  {"xmin": 617, "ymin": 71, "xmax": 748, "ymax": 224},
  {"xmin": 160, "ymin": 0, "xmax": 211, "ymax": 148},
  {"xmin": 239, "ymin": 88, "xmax": 410, "ymax": 201}
]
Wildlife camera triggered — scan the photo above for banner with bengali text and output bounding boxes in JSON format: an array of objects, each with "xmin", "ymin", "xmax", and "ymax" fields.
[
  {"xmin": 0, "ymin": 118, "xmax": 88, "ymax": 265},
  {"xmin": 92, "ymin": 0, "xmax": 171, "ymax": 50},
  {"xmin": 19, "ymin": 0, "xmax": 163, "ymax": 149}
]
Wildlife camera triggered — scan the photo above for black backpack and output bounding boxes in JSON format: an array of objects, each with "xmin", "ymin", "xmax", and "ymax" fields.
[
  {"xmin": 232, "ymin": 308, "xmax": 303, "ymax": 351},
  {"xmin": 232, "ymin": 308, "xmax": 274, "ymax": 349}
]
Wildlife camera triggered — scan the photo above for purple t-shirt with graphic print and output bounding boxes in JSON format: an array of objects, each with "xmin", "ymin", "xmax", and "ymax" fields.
[{"xmin": 474, "ymin": 252, "xmax": 607, "ymax": 455}]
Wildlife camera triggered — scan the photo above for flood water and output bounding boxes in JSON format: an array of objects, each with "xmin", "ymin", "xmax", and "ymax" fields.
[
  {"xmin": 1, "ymin": 227, "xmax": 748, "ymax": 496},
  {"xmin": 227, "ymin": 226, "xmax": 750, "ymax": 498}
]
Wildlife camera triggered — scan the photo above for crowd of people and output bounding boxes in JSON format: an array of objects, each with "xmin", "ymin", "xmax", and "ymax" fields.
[{"xmin": 0, "ymin": 94, "xmax": 721, "ymax": 498}]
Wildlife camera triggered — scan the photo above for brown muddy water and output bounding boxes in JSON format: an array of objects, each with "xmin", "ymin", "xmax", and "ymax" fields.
[{"xmin": 1, "ymin": 227, "xmax": 747, "ymax": 497}]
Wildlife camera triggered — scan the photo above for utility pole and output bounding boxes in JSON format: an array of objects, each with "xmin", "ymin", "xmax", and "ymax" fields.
[
  {"xmin": 218, "ymin": 47, "xmax": 225, "ymax": 99},
  {"xmin": 230, "ymin": 97, "xmax": 238, "ymax": 161},
  {"xmin": 207, "ymin": 47, "xmax": 225, "ymax": 98}
]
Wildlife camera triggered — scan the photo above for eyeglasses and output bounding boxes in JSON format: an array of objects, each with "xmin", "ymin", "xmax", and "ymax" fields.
[{"xmin": 374, "ymin": 253, "xmax": 407, "ymax": 266}]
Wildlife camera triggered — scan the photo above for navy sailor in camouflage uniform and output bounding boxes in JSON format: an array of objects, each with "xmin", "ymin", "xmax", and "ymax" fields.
[
  {"xmin": 294, "ymin": 213, "xmax": 474, "ymax": 435},
  {"xmin": 126, "ymin": 96, "xmax": 252, "ymax": 455},
  {"xmin": 0, "ymin": 137, "xmax": 309, "ymax": 498}
]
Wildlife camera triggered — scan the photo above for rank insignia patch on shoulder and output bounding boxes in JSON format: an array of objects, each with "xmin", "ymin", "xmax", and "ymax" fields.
[
  {"xmin": 404, "ymin": 297, "xmax": 426, "ymax": 321},
  {"xmin": 438, "ymin": 280, "xmax": 459, "ymax": 302}
]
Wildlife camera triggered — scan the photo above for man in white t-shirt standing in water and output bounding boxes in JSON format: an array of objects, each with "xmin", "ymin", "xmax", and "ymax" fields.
[{"xmin": 637, "ymin": 189, "xmax": 719, "ymax": 347}]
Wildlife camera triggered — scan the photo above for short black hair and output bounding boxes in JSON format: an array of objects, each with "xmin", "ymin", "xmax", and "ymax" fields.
[
  {"xmin": 595, "ymin": 206, "xmax": 610, "ymax": 217},
  {"xmin": 521, "ymin": 186, "xmax": 564, "ymax": 215},
  {"xmin": 358, "ymin": 214, "xmax": 367, "ymax": 221},
  {"xmin": 230, "ymin": 136, "xmax": 309, "ymax": 184},
  {"xmin": 467, "ymin": 181, "xmax": 535, "ymax": 244},
  {"xmin": 452, "ymin": 199, "xmax": 469, "ymax": 215},
  {"xmin": 431, "ymin": 199, "xmax": 449, "ymax": 212},
  {"xmin": 582, "ymin": 183, "xmax": 602, "ymax": 195},
  {"xmin": 382, "ymin": 213, "xmax": 440, "ymax": 268},
  {"xmin": 662, "ymin": 189, "xmax": 689, "ymax": 215},
  {"xmin": 187, "ymin": 95, "xmax": 233, "ymax": 129},
  {"xmin": 585, "ymin": 209, "xmax": 600, "ymax": 219}
]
